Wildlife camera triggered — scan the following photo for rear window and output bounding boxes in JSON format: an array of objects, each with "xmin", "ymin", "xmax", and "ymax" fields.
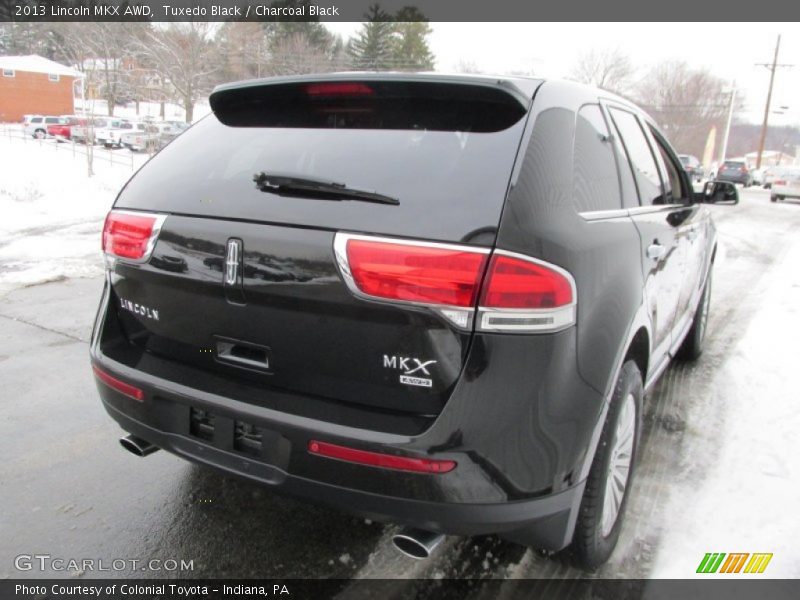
[
  {"xmin": 723, "ymin": 161, "xmax": 744, "ymax": 168},
  {"xmin": 117, "ymin": 80, "xmax": 534, "ymax": 243}
]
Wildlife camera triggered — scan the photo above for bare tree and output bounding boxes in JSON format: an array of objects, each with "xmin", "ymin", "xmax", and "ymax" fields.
[
  {"xmin": 51, "ymin": 22, "xmax": 136, "ymax": 117},
  {"xmin": 135, "ymin": 23, "xmax": 217, "ymax": 123},
  {"xmin": 569, "ymin": 47, "xmax": 634, "ymax": 95},
  {"xmin": 634, "ymin": 60, "xmax": 733, "ymax": 158},
  {"xmin": 455, "ymin": 60, "xmax": 482, "ymax": 74},
  {"xmin": 215, "ymin": 22, "xmax": 269, "ymax": 82}
]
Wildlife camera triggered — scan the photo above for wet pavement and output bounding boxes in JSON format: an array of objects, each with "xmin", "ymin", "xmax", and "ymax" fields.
[{"xmin": 2, "ymin": 187, "xmax": 799, "ymax": 582}]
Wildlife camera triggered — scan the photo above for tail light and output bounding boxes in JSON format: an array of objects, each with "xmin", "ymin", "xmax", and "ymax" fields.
[
  {"xmin": 334, "ymin": 233, "xmax": 576, "ymax": 333},
  {"xmin": 102, "ymin": 210, "xmax": 166, "ymax": 263},
  {"xmin": 774, "ymin": 179, "xmax": 786, "ymax": 186},
  {"xmin": 308, "ymin": 440, "xmax": 456, "ymax": 474}
]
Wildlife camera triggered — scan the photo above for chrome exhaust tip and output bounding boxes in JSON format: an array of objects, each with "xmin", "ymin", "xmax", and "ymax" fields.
[
  {"xmin": 392, "ymin": 528, "xmax": 445, "ymax": 560},
  {"xmin": 119, "ymin": 434, "xmax": 159, "ymax": 457}
]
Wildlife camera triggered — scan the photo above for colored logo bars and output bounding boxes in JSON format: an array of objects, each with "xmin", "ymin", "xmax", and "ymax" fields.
[{"xmin": 696, "ymin": 552, "xmax": 773, "ymax": 574}]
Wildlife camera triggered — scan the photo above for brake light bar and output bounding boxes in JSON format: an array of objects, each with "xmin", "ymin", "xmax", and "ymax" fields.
[
  {"xmin": 305, "ymin": 82, "xmax": 374, "ymax": 97},
  {"xmin": 92, "ymin": 364, "xmax": 144, "ymax": 402},
  {"xmin": 333, "ymin": 233, "xmax": 577, "ymax": 333},
  {"xmin": 102, "ymin": 210, "xmax": 166, "ymax": 263},
  {"xmin": 308, "ymin": 440, "xmax": 456, "ymax": 474}
]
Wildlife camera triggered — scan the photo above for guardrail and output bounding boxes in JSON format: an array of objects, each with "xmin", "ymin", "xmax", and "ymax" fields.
[{"xmin": 0, "ymin": 123, "xmax": 151, "ymax": 172}]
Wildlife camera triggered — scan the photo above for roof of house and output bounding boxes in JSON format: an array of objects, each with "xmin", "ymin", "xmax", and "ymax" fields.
[{"xmin": 0, "ymin": 55, "xmax": 83, "ymax": 78}]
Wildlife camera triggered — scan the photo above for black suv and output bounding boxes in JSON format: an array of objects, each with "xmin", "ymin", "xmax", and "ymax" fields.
[{"xmin": 91, "ymin": 74, "xmax": 722, "ymax": 569}]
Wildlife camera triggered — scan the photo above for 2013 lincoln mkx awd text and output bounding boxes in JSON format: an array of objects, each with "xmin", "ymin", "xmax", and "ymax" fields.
[{"xmin": 90, "ymin": 74, "xmax": 732, "ymax": 569}]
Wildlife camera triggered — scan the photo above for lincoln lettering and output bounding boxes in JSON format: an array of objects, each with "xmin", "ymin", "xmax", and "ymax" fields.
[{"xmin": 119, "ymin": 298, "xmax": 159, "ymax": 321}]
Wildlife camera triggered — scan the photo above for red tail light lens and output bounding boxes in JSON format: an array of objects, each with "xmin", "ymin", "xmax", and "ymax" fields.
[
  {"xmin": 102, "ymin": 211, "xmax": 164, "ymax": 262},
  {"xmin": 92, "ymin": 365, "xmax": 144, "ymax": 402},
  {"xmin": 775, "ymin": 179, "xmax": 786, "ymax": 186},
  {"xmin": 344, "ymin": 238, "xmax": 488, "ymax": 307},
  {"xmin": 308, "ymin": 440, "xmax": 456, "ymax": 474},
  {"xmin": 334, "ymin": 233, "xmax": 576, "ymax": 333},
  {"xmin": 480, "ymin": 254, "xmax": 573, "ymax": 309}
]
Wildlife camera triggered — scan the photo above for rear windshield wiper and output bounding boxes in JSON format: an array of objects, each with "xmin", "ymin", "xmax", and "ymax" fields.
[{"xmin": 253, "ymin": 172, "xmax": 399, "ymax": 206}]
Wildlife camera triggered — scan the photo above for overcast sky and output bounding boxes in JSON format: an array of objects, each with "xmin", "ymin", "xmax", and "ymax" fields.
[{"xmin": 327, "ymin": 22, "xmax": 800, "ymax": 126}]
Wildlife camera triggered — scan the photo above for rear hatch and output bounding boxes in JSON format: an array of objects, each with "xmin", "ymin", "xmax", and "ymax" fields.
[{"xmin": 105, "ymin": 75, "xmax": 536, "ymax": 426}]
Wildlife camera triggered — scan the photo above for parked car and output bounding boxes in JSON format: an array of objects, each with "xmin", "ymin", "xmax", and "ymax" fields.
[
  {"xmin": 46, "ymin": 116, "xmax": 87, "ymax": 141},
  {"xmin": 762, "ymin": 165, "xmax": 789, "ymax": 189},
  {"xmin": 121, "ymin": 122, "xmax": 187, "ymax": 152},
  {"xmin": 678, "ymin": 154, "xmax": 705, "ymax": 182},
  {"xmin": 715, "ymin": 160, "xmax": 751, "ymax": 186},
  {"xmin": 770, "ymin": 166, "xmax": 800, "ymax": 202},
  {"xmin": 96, "ymin": 120, "xmax": 146, "ymax": 149},
  {"xmin": 120, "ymin": 124, "xmax": 161, "ymax": 152},
  {"xmin": 71, "ymin": 117, "xmax": 111, "ymax": 145},
  {"xmin": 749, "ymin": 167, "xmax": 766, "ymax": 186},
  {"xmin": 91, "ymin": 75, "xmax": 731, "ymax": 570},
  {"xmin": 24, "ymin": 115, "xmax": 63, "ymax": 139}
]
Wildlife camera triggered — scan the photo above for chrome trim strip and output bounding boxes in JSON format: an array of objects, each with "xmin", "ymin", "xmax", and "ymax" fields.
[
  {"xmin": 579, "ymin": 208, "xmax": 630, "ymax": 221},
  {"xmin": 626, "ymin": 203, "xmax": 687, "ymax": 216}
]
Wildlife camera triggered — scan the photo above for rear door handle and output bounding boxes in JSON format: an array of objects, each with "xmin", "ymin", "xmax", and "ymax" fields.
[{"xmin": 647, "ymin": 243, "xmax": 666, "ymax": 261}]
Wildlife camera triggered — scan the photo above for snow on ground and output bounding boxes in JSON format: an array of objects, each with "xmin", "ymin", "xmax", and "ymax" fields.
[
  {"xmin": 0, "ymin": 134, "xmax": 145, "ymax": 291},
  {"xmin": 651, "ymin": 225, "xmax": 800, "ymax": 578}
]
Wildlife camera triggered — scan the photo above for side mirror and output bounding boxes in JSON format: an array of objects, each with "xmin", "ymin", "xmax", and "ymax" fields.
[{"xmin": 696, "ymin": 180, "xmax": 739, "ymax": 204}]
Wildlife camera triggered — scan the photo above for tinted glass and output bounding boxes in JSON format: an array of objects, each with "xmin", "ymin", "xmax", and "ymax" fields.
[
  {"xmin": 116, "ymin": 111, "xmax": 529, "ymax": 243},
  {"xmin": 573, "ymin": 104, "xmax": 621, "ymax": 212},
  {"xmin": 608, "ymin": 108, "xmax": 664, "ymax": 206}
]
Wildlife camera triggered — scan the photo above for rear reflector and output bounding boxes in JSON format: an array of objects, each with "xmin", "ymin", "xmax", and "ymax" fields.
[
  {"xmin": 342, "ymin": 237, "xmax": 489, "ymax": 308},
  {"xmin": 308, "ymin": 440, "xmax": 456, "ymax": 474},
  {"xmin": 92, "ymin": 365, "xmax": 144, "ymax": 402},
  {"xmin": 102, "ymin": 210, "xmax": 165, "ymax": 262},
  {"xmin": 334, "ymin": 233, "xmax": 576, "ymax": 333}
]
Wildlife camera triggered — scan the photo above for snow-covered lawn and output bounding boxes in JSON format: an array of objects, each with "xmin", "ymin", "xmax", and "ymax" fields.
[{"xmin": 0, "ymin": 134, "xmax": 144, "ymax": 291}]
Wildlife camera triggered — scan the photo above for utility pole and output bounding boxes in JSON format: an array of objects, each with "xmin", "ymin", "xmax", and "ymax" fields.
[
  {"xmin": 755, "ymin": 34, "xmax": 794, "ymax": 169},
  {"xmin": 719, "ymin": 82, "xmax": 736, "ymax": 165}
]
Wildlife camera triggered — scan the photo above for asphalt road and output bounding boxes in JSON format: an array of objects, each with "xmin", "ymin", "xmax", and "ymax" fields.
[{"xmin": 1, "ymin": 188, "xmax": 798, "ymax": 585}]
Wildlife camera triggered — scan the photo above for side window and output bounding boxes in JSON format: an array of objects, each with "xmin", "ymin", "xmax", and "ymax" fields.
[
  {"xmin": 649, "ymin": 128, "xmax": 688, "ymax": 201},
  {"xmin": 608, "ymin": 107, "xmax": 665, "ymax": 206},
  {"xmin": 573, "ymin": 104, "xmax": 622, "ymax": 212}
]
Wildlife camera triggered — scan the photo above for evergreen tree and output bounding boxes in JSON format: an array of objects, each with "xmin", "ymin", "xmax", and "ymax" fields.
[
  {"xmin": 392, "ymin": 7, "xmax": 435, "ymax": 71},
  {"xmin": 347, "ymin": 4, "xmax": 396, "ymax": 71}
]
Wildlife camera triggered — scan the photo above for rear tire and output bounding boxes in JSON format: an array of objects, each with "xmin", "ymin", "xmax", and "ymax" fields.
[
  {"xmin": 771, "ymin": 195, "xmax": 778, "ymax": 203},
  {"xmin": 569, "ymin": 360, "xmax": 642, "ymax": 571},
  {"xmin": 678, "ymin": 269, "xmax": 712, "ymax": 360}
]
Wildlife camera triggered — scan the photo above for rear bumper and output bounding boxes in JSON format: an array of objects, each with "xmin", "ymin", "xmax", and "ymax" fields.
[
  {"xmin": 771, "ymin": 186, "xmax": 800, "ymax": 198},
  {"xmin": 717, "ymin": 173, "xmax": 748, "ymax": 184},
  {"xmin": 95, "ymin": 359, "xmax": 584, "ymax": 549}
]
